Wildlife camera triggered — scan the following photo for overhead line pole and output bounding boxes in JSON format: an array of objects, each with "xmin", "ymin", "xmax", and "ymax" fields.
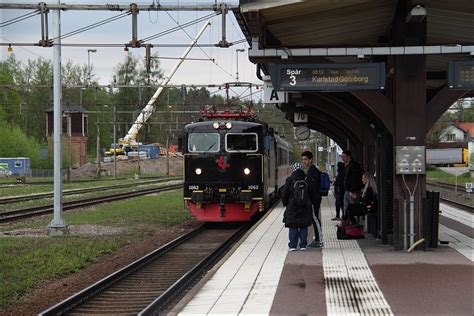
[{"xmin": 48, "ymin": 0, "xmax": 68, "ymax": 236}]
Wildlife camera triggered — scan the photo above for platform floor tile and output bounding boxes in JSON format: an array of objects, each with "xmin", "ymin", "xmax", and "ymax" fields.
[{"xmin": 320, "ymin": 197, "xmax": 393, "ymax": 315}]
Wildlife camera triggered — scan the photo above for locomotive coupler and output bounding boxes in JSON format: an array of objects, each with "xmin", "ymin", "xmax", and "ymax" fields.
[{"xmin": 219, "ymin": 194, "xmax": 226, "ymax": 217}]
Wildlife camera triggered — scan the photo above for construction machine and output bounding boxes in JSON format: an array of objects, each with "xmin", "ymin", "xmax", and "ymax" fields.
[{"xmin": 105, "ymin": 21, "xmax": 210, "ymax": 160}]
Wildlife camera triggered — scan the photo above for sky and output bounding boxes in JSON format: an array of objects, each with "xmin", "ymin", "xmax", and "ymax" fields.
[{"xmin": 0, "ymin": 0, "xmax": 261, "ymax": 93}]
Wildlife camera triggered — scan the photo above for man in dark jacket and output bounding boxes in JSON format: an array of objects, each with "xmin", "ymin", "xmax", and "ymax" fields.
[
  {"xmin": 301, "ymin": 151, "xmax": 323, "ymax": 248},
  {"xmin": 282, "ymin": 162, "xmax": 312, "ymax": 251},
  {"xmin": 341, "ymin": 150, "xmax": 363, "ymax": 216},
  {"xmin": 333, "ymin": 161, "xmax": 345, "ymax": 220}
]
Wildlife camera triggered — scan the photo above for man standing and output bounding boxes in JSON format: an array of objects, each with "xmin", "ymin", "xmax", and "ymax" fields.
[
  {"xmin": 341, "ymin": 150, "xmax": 363, "ymax": 215},
  {"xmin": 301, "ymin": 151, "xmax": 323, "ymax": 248}
]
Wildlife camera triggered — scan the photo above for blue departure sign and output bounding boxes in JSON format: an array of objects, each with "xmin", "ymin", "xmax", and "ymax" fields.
[
  {"xmin": 449, "ymin": 60, "xmax": 474, "ymax": 89},
  {"xmin": 269, "ymin": 63, "xmax": 385, "ymax": 91}
]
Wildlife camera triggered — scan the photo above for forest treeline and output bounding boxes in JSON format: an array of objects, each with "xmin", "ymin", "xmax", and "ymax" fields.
[{"xmin": 0, "ymin": 54, "xmax": 295, "ymax": 168}]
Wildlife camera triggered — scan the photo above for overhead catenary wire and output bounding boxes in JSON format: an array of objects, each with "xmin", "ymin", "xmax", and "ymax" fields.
[
  {"xmin": 140, "ymin": 12, "xmax": 217, "ymax": 42},
  {"xmin": 0, "ymin": 10, "xmax": 39, "ymax": 28},
  {"xmin": 52, "ymin": 11, "xmax": 130, "ymax": 41},
  {"xmin": 164, "ymin": 10, "xmax": 236, "ymax": 80}
]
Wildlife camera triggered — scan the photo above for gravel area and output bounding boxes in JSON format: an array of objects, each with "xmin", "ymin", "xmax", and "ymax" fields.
[
  {"xmin": 0, "ymin": 220, "xmax": 202, "ymax": 316},
  {"xmin": 2, "ymin": 225, "xmax": 126, "ymax": 238}
]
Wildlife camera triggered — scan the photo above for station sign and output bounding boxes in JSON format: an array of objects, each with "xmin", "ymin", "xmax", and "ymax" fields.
[
  {"xmin": 448, "ymin": 60, "xmax": 474, "ymax": 89},
  {"xmin": 263, "ymin": 80, "xmax": 286, "ymax": 104},
  {"xmin": 269, "ymin": 63, "xmax": 385, "ymax": 91},
  {"xmin": 294, "ymin": 112, "xmax": 308, "ymax": 123},
  {"xmin": 466, "ymin": 182, "xmax": 473, "ymax": 193}
]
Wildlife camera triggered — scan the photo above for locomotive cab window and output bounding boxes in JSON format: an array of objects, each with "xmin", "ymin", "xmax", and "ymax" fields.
[
  {"xmin": 188, "ymin": 133, "xmax": 220, "ymax": 152},
  {"xmin": 225, "ymin": 133, "xmax": 258, "ymax": 152}
]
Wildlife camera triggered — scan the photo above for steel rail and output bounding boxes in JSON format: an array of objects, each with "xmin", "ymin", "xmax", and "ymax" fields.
[
  {"xmin": 39, "ymin": 223, "xmax": 248, "ymax": 315},
  {"xmin": 140, "ymin": 224, "xmax": 249, "ymax": 315},
  {"xmin": 38, "ymin": 225, "xmax": 207, "ymax": 316},
  {"xmin": 0, "ymin": 183, "xmax": 182, "ymax": 223},
  {"xmin": 0, "ymin": 178, "xmax": 178, "ymax": 204}
]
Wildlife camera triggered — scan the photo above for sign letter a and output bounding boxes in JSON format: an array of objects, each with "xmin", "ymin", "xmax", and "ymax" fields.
[{"xmin": 270, "ymin": 89, "xmax": 279, "ymax": 101}]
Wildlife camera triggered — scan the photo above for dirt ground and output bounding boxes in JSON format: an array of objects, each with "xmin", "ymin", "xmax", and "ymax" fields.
[
  {"xmin": 72, "ymin": 156, "xmax": 183, "ymax": 178},
  {"xmin": 0, "ymin": 220, "xmax": 201, "ymax": 316}
]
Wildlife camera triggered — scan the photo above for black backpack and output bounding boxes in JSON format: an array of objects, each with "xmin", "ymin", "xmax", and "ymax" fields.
[{"xmin": 293, "ymin": 178, "xmax": 308, "ymax": 207}]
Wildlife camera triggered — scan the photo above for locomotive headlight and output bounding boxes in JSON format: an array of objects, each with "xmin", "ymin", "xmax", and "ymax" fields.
[
  {"xmin": 243, "ymin": 168, "xmax": 251, "ymax": 175},
  {"xmin": 195, "ymin": 168, "xmax": 202, "ymax": 175},
  {"xmin": 213, "ymin": 122, "xmax": 219, "ymax": 129},
  {"xmin": 225, "ymin": 122, "xmax": 232, "ymax": 129}
]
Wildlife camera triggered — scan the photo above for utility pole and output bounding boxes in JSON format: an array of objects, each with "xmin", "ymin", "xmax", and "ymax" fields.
[
  {"xmin": 113, "ymin": 106, "xmax": 117, "ymax": 180},
  {"xmin": 87, "ymin": 49, "xmax": 97, "ymax": 85},
  {"xmin": 48, "ymin": 0, "xmax": 68, "ymax": 235},
  {"xmin": 166, "ymin": 130, "xmax": 170, "ymax": 176},
  {"xmin": 235, "ymin": 48, "xmax": 245, "ymax": 82},
  {"xmin": 67, "ymin": 113, "xmax": 72, "ymax": 182},
  {"xmin": 96, "ymin": 119, "xmax": 101, "ymax": 178}
]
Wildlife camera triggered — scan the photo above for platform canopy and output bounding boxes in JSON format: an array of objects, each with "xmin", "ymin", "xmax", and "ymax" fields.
[{"xmin": 236, "ymin": 0, "xmax": 474, "ymax": 91}]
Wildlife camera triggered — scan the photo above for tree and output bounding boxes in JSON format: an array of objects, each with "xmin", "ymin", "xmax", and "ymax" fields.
[{"xmin": 0, "ymin": 55, "xmax": 22, "ymax": 126}]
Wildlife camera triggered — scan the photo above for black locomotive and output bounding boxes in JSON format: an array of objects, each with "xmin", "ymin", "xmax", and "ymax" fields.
[{"xmin": 183, "ymin": 110, "xmax": 293, "ymax": 221}]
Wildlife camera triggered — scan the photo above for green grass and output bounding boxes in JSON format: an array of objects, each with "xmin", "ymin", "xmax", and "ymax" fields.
[
  {"xmin": 0, "ymin": 236, "xmax": 125, "ymax": 308},
  {"xmin": 0, "ymin": 177, "xmax": 173, "ymax": 198},
  {"xmin": 426, "ymin": 168, "xmax": 473, "ymax": 185},
  {"xmin": 65, "ymin": 190, "xmax": 190, "ymax": 227},
  {"xmin": 0, "ymin": 190, "xmax": 190, "ymax": 309}
]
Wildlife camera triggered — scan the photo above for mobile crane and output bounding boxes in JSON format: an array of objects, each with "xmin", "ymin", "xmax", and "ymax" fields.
[{"xmin": 105, "ymin": 20, "xmax": 211, "ymax": 159}]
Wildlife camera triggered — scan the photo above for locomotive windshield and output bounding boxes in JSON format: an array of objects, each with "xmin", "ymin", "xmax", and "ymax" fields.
[
  {"xmin": 225, "ymin": 133, "xmax": 258, "ymax": 152},
  {"xmin": 188, "ymin": 133, "xmax": 220, "ymax": 152}
]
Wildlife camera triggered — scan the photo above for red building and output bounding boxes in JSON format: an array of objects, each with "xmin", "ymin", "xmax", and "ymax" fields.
[{"xmin": 46, "ymin": 104, "xmax": 88, "ymax": 167}]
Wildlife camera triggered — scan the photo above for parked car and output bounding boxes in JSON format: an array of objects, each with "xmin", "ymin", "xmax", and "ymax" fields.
[{"xmin": 0, "ymin": 166, "xmax": 13, "ymax": 178}]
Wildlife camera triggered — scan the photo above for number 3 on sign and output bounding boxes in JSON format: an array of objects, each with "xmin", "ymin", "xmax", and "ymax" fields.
[
  {"xmin": 289, "ymin": 75, "xmax": 296, "ymax": 86},
  {"xmin": 294, "ymin": 112, "xmax": 308, "ymax": 123}
]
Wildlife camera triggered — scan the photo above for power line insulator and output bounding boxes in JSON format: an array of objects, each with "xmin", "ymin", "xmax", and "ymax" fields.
[{"xmin": 145, "ymin": 44, "xmax": 151, "ymax": 73}]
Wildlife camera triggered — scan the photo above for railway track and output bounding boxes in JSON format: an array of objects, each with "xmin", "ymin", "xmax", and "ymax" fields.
[
  {"xmin": 0, "ymin": 182, "xmax": 182, "ymax": 223},
  {"xmin": 440, "ymin": 197, "xmax": 473, "ymax": 213},
  {"xmin": 427, "ymin": 181, "xmax": 473, "ymax": 212},
  {"xmin": 427, "ymin": 181, "xmax": 469, "ymax": 191},
  {"xmin": 39, "ymin": 223, "xmax": 249, "ymax": 315},
  {"xmin": 0, "ymin": 177, "xmax": 177, "ymax": 204}
]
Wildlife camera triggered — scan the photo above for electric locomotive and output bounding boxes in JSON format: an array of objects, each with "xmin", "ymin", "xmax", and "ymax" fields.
[{"xmin": 183, "ymin": 109, "xmax": 293, "ymax": 222}]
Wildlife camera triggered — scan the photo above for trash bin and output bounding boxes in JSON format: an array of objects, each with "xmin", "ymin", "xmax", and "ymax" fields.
[{"xmin": 423, "ymin": 191, "xmax": 440, "ymax": 248}]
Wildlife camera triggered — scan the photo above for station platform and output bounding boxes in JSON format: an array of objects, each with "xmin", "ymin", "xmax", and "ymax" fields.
[{"xmin": 172, "ymin": 194, "xmax": 473, "ymax": 315}]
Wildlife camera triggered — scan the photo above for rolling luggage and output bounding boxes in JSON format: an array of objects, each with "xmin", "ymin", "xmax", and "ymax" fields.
[{"xmin": 337, "ymin": 224, "xmax": 365, "ymax": 240}]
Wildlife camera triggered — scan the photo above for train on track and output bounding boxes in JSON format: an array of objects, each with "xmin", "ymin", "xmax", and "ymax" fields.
[{"xmin": 183, "ymin": 109, "xmax": 293, "ymax": 221}]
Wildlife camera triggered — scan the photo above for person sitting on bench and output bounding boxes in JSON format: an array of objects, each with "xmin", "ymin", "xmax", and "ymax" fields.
[{"xmin": 338, "ymin": 191, "xmax": 366, "ymax": 226}]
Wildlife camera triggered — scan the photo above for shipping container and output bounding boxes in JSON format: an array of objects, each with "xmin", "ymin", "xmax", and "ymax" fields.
[
  {"xmin": 0, "ymin": 157, "xmax": 31, "ymax": 176},
  {"xmin": 426, "ymin": 148, "xmax": 463, "ymax": 165}
]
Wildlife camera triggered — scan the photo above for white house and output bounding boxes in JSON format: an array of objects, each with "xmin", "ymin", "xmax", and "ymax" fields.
[{"xmin": 439, "ymin": 123, "xmax": 467, "ymax": 143}]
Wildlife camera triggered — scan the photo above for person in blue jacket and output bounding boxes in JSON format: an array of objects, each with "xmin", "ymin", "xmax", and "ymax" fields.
[{"xmin": 282, "ymin": 163, "xmax": 312, "ymax": 251}]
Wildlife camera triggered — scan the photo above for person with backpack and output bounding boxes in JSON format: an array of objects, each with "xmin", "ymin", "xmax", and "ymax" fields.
[
  {"xmin": 282, "ymin": 162, "xmax": 312, "ymax": 251},
  {"xmin": 301, "ymin": 151, "xmax": 324, "ymax": 248}
]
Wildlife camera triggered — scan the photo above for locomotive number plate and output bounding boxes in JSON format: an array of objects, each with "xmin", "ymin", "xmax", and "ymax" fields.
[
  {"xmin": 188, "ymin": 185, "xmax": 199, "ymax": 190},
  {"xmin": 248, "ymin": 185, "xmax": 259, "ymax": 190}
]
